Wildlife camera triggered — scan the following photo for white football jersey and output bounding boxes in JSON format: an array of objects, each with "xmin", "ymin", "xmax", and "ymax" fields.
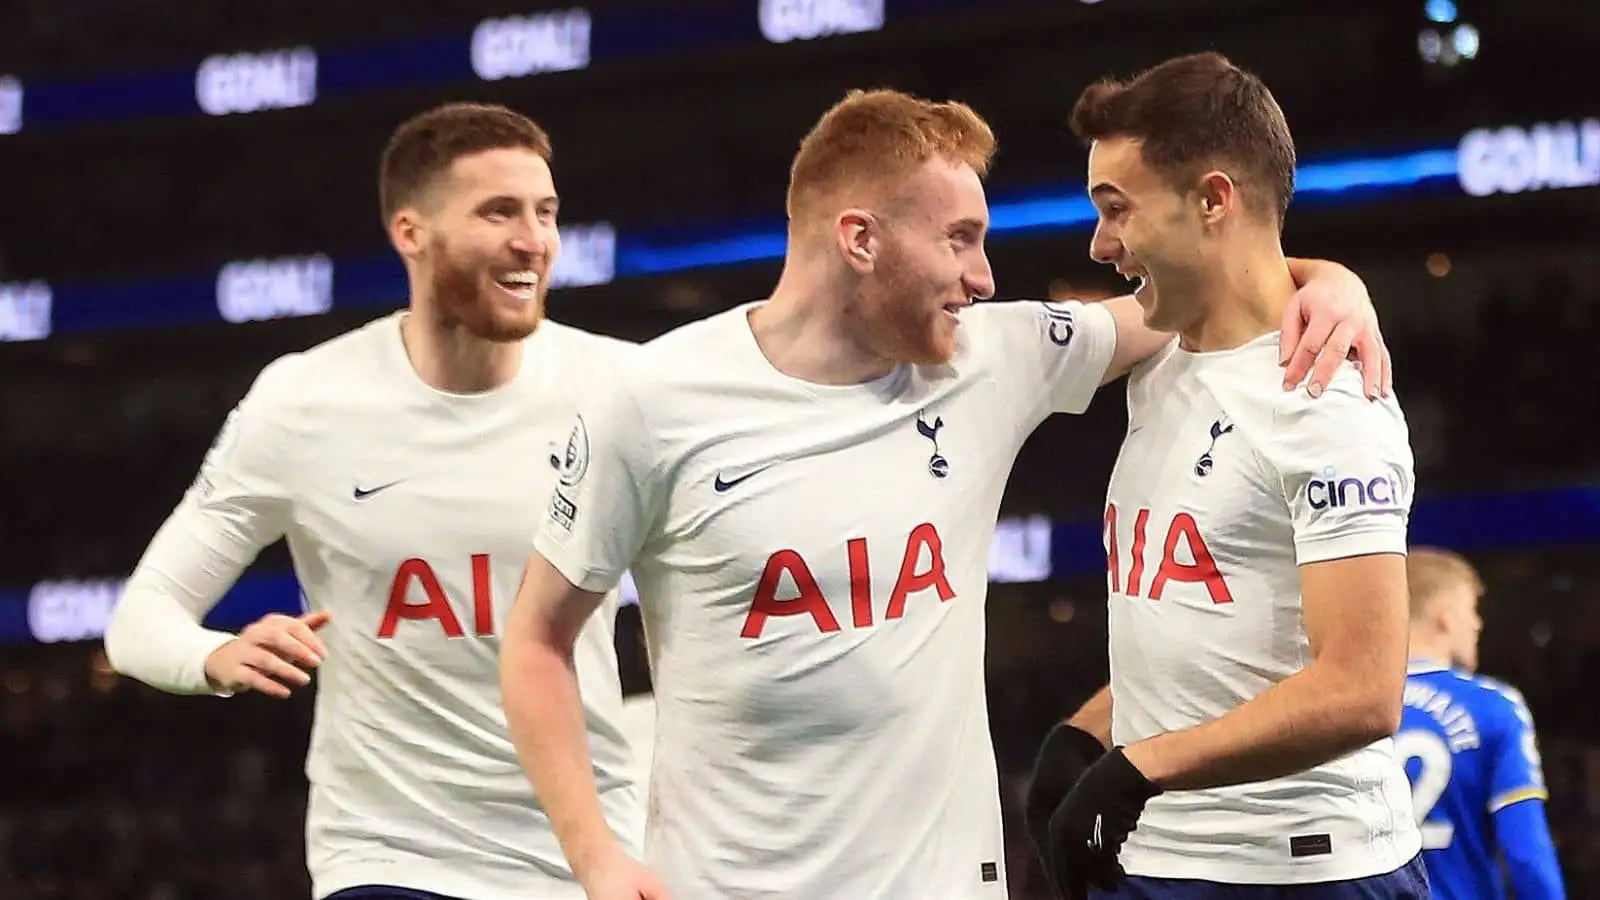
[
  {"xmin": 1104, "ymin": 332, "xmax": 1421, "ymax": 883},
  {"xmin": 535, "ymin": 299, "xmax": 1118, "ymax": 900},
  {"xmin": 153, "ymin": 313, "xmax": 644, "ymax": 899}
]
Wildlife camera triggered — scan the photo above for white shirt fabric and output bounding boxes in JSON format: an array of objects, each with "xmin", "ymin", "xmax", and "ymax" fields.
[
  {"xmin": 104, "ymin": 312, "xmax": 644, "ymax": 900},
  {"xmin": 1104, "ymin": 332, "xmax": 1422, "ymax": 884},
  {"xmin": 534, "ymin": 299, "xmax": 1119, "ymax": 900}
]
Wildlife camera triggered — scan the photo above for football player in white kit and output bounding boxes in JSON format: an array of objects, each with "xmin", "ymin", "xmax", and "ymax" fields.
[
  {"xmin": 104, "ymin": 103, "xmax": 644, "ymax": 900},
  {"xmin": 1027, "ymin": 54, "xmax": 1427, "ymax": 899},
  {"xmin": 499, "ymin": 88, "xmax": 1392, "ymax": 900}
]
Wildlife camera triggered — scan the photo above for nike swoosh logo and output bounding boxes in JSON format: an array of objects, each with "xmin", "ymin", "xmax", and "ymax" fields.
[
  {"xmin": 353, "ymin": 480, "xmax": 404, "ymax": 501},
  {"xmin": 713, "ymin": 467, "xmax": 771, "ymax": 493}
]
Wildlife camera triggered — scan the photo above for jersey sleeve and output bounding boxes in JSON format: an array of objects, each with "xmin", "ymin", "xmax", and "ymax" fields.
[
  {"xmin": 1486, "ymin": 684, "xmax": 1550, "ymax": 812},
  {"xmin": 103, "ymin": 359, "xmax": 298, "ymax": 694},
  {"xmin": 1492, "ymin": 798, "xmax": 1567, "ymax": 900},
  {"xmin": 979, "ymin": 299, "xmax": 1118, "ymax": 423},
  {"xmin": 532, "ymin": 367, "xmax": 668, "ymax": 595},
  {"xmin": 1257, "ymin": 375, "xmax": 1415, "ymax": 565}
]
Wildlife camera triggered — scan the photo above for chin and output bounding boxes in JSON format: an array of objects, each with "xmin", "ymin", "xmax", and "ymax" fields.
[
  {"xmin": 460, "ymin": 296, "xmax": 544, "ymax": 342},
  {"xmin": 910, "ymin": 327, "xmax": 958, "ymax": 365}
]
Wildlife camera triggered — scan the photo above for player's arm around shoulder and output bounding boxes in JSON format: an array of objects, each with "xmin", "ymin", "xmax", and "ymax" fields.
[
  {"xmin": 972, "ymin": 297, "xmax": 1120, "ymax": 427},
  {"xmin": 104, "ymin": 353, "xmax": 327, "ymax": 698},
  {"xmin": 1099, "ymin": 257, "xmax": 1393, "ymax": 393},
  {"xmin": 1124, "ymin": 375, "xmax": 1415, "ymax": 789}
]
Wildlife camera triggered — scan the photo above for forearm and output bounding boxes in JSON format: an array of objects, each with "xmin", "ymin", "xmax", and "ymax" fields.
[
  {"xmin": 1099, "ymin": 295, "xmax": 1172, "ymax": 383},
  {"xmin": 1496, "ymin": 801, "xmax": 1567, "ymax": 900},
  {"xmin": 1068, "ymin": 685, "xmax": 1113, "ymax": 747},
  {"xmin": 1099, "ymin": 257, "xmax": 1339, "ymax": 384},
  {"xmin": 1125, "ymin": 661, "xmax": 1394, "ymax": 791},
  {"xmin": 105, "ymin": 579, "xmax": 236, "ymax": 694},
  {"xmin": 501, "ymin": 633, "xmax": 624, "ymax": 879},
  {"xmin": 104, "ymin": 519, "xmax": 247, "ymax": 694}
]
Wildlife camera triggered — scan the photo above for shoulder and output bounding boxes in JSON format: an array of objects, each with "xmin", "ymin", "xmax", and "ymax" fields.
[
  {"xmin": 1246, "ymin": 362, "xmax": 1413, "ymax": 483},
  {"xmin": 535, "ymin": 318, "xmax": 637, "ymax": 360},
  {"xmin": 1465, "ymin": 672, "xmax": 1535, "ymax": 724},
  {"xmin": 565, "ymin": 310, "xmax": 745, "ymax": 437},
  {"xmin": 247, "ymin": 314, "xmax": 399, "ymax": 410},
  {"xmin": 1270, "ymin": 365, "xmax": 1408, "ymax": 441},
  {"xmin": 616, "ymin": 304, "xmax": 752, "ymax": 382}
]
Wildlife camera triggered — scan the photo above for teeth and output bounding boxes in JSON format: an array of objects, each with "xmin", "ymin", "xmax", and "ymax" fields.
[{"xmin": 499, "ymin": 271, "xmax": 540, "ymax": 286}]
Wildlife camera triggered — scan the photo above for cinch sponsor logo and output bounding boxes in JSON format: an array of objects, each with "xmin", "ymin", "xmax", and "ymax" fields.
[{"xmin": 1307, "ymin": 467, "xmax": 1401, "ymax": 510}]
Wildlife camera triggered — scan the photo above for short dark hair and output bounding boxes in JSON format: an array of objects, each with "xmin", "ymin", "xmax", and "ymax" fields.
[
  {"xmin": 1069, "ymin": 52, "xmax": 1296, "ymax": 225},
  {"xmin": 378, "ymin": 102, "xmax": 553, "ymax": 223}
]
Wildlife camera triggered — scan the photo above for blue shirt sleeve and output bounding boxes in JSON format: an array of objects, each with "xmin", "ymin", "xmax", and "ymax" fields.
[
  {"xmin": 1483, "ymin": 681, "xmax": 1564, "ymax": 899},
  {"xmin": 1486, "ymin": 683, "xmax": 1547, "ymax": 813},
  {"xmin": 1491, "ymin": 798, "xmax": 1566, "ymax": 900}
]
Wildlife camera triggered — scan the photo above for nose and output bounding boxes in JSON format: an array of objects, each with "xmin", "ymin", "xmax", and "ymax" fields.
[
  {"xmin": 965, "ymin": 250, "xmax": 996, "ymax": 301},
  {"xmin": 508, "ymin": 216, "xmax": 548, "ymax": 258},
  {"xmin": 1089, "ymin": 223, "xmax": 1120, "ymax": 266}
]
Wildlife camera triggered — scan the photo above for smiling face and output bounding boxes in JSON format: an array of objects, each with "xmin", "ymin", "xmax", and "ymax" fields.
[
  {"xmin": 380, "ymin": 102, "xmax": 559, "ymax": 342},
  {"xmin": 1069, "ymin": 53, "xmax": 1300, "ymax": 332},
  {"xmin": 785, "ymin": 89, "xmax": 999, "ymax": 367},
  {"xmin": 1085, "ymin": 135, "xmax": 1218, "ymax": 333},
  {"xmin": 846, "ymin": 157, "xmax": 996, "ymax": 365},
  {"xmin": 409, "ymin": 147, "xmax": 561, "ymax": 342}
]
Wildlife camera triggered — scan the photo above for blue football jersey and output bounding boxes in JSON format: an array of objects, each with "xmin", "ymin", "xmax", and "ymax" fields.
[{"xmin": 1398, "ymin": 662, "xmax": 1549, "ymax": 899}]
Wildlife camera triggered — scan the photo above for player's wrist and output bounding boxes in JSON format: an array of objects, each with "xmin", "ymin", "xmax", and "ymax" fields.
[
  {"xmin": 1120, "ymin": 736, "xmax": 1182, "ymax": 789},
  {"xmin": 568, "ymin": 832, "xmax": 630, "ymax": 883}
]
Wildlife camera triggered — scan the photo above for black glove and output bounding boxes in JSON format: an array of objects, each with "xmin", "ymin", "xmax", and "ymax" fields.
[
  {"xmin": 1043, "ymin": 747, "xmax": 1162, "ymax": 899},
  {"xmin": 1025, "ymin": 723, "xmax": 1107, "ymax": 854}
]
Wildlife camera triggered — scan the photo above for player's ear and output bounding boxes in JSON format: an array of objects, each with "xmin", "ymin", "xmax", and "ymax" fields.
[
  {"xmin": 835, "ymin": 209, "xmax": 876, "ymax": 274},
  {"xmin": 1197, "ymin": 171, "xmax": 1235, "ymax": 226},
  {"xmin": 389, "ymin": 208, "xmax": 426, "ymax": 258}
]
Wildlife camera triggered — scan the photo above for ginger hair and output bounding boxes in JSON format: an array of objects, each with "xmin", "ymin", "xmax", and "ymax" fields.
[{"xmin": 786, "ymin": 88, "xmax": 996, "ymax": 233}]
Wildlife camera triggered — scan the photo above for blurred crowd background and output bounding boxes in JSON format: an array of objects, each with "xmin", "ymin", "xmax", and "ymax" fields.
[{"xmin": 2, "ymin": 1, "xmax": 1597, "ymax": 897}]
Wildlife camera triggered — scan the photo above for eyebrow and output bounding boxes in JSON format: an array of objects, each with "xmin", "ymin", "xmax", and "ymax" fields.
[
  {"xmin": 474, "ymin": 193, "xmax": 560, "ymax": 211},
  {"xmin": 950, "ymin": 216, "xmax": 988, "ymax": 234},
  {"xmin": 1089, "ymin": 183, "xmax": 1125, "ymax": 200}
]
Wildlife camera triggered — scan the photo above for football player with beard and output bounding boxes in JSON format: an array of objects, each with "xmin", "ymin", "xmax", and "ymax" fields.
[
  {"xmin": 498, "ymin": 88, "xmax": 1393, "ymax": 900},
  {"xmin": 105, "ymin": 102, "xmax": 644, "ymax": 900}
]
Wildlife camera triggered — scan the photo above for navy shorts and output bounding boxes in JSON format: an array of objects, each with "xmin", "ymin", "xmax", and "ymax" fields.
[
  {"xmin": 324, "ymin": 888, "xmax": 467, "ymax": 900},
  {"xmin": 1091, "ymin": 855, "xmax": 1431, "ymax": 899}
]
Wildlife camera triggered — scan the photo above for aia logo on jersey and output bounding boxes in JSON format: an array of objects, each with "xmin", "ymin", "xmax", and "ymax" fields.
[
  {"xmin": 1307, "ymin": 467, "xmax": 1401, "ymax": 510},
  {"xmin": 1193, "ymin": 416, "xmax": 1234, "ymax": 477},
  {"xmin": 742, "ymin": 523, "xmax": 956, "ymax": 638},
  {"xmin": 916, "ymin": 410, "xmax": 949, "ymax": 478}
]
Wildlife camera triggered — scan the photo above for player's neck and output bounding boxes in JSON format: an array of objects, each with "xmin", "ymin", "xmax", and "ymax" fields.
[
  {"xmin": 1406, "ymin": 634, "xmax": 1454, "ymax": 669},
  {"xmin": 399, "ymin": 312, "xmax": 523, "ymax": 394},
  {"xmin": 1179, "ymin": 244, "xmax": 1295, "ymax": 353},
  {"xmin": 751, "ymin": 262, "xmax": 898, "ymax": 386}
]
